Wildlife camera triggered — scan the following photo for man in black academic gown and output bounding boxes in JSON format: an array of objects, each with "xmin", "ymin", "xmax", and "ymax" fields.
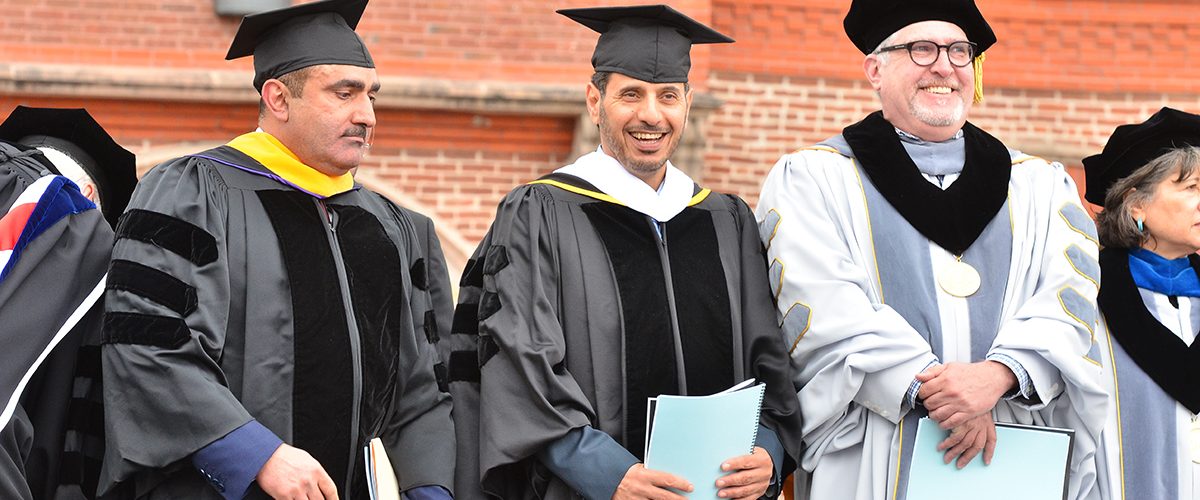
[
  {"xmin": 97, "ymin": 1, "xmax": 455, "ymax": 499},
  {"xmin": 0, "ymin": 106, "xmax": 136, "ymax": 499},
  {"xmin": 442, "ymin": 5, "xmax": 801, "ymax": 500}
]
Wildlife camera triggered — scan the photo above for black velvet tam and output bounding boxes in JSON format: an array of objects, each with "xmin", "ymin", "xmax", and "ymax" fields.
[
  {"xmin": 558, "ymin": 4, "xmax": 733, "ymax": 84},
  {"xmin": 1083, "ymin": 107, "xmax": 1200, "ymax": 205},
  {"xmin": 225, "ymin": 0, "xmax": 374, "ymax": 92},
  {"xmin": 843, "ymin": 0, "xmax": 995, "ymax": 55},
  {"xmin": 0, "ymin": 105, "xmax": 136, "ymax": 228}
]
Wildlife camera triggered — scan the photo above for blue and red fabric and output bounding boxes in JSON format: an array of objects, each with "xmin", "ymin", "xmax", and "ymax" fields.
[{"xmin": 0, "ymin": 175, "xmax": 96, "ymax": 285}]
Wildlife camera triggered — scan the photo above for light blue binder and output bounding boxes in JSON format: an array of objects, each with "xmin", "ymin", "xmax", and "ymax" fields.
[
  {"xmin": 644, "ymin": 379, "xmax": 765, "ymax": 499},
  {"xmin": 905, "ymin": 417, "xmax": 1074, "ymax": 500}
]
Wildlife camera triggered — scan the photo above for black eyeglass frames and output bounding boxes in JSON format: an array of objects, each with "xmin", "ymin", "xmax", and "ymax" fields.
[{"xmin": 875, "ymin": 40, "xmax": 978, "ymax": 68}]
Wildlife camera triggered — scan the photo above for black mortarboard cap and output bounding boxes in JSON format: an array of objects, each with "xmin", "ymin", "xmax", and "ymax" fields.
[
  {"xmin": 0, "ymin": 106, "xmax": 137, "ymax": 228},
  {"xmin": 843, "ymin": 0, "xmax": 996, "ymax": 55},
  {"xmin": 1083, "ymin": 107, "xmax": 1200, "ymax": 205},
  {"xmin": 558, "ymin": 5, "xmax": 733, "ymax": 84},
  {"xmin": 226, "ymin": 0, "xmax": 374, "ymax": 93}
]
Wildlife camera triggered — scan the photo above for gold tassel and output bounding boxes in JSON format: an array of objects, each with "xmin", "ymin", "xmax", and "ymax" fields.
[{"xmin": 972, "ymin": 53, "xmax": 986, "ymax": 104}]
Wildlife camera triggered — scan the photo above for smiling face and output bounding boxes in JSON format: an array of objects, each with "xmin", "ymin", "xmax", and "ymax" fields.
[
  {"xmin": 865, "ymin": 21, "xmax": 974, "ymax": 142},
  {"xmin": 586, "ymin": 72, "xmax": 692, "ymax": 188},
  {"xmin": 267, "ymin": 64, "xmax": 380, "ymax": 176}
]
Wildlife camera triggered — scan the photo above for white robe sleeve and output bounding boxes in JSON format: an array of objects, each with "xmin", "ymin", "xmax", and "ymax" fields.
[
  {"xmin": 757, "ymin": 150, "xmax": 938, "ymax": 444},
  {"xmin": 991, "ymin": 159, "xmax": 1105, "ymax": 411}
]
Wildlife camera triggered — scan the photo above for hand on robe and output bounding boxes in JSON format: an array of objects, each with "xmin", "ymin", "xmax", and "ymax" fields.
[
  {"xmin": 613, "ymin": 463, "xmax": 691, "ymax": 500},
  {"xmin": 715, "ymin": 446, "xmax": 773, "ymax": 499},
  {"xmin": 256, "ymin": 444, "xmax": 339, "ymax": 500},
  {"xmin": 916, "ymin": 361, "xmax": 1017, "ymax": 429},
  {"xmin": 936, "ymin": 413, "xmax": 997, "ymax": 469}
]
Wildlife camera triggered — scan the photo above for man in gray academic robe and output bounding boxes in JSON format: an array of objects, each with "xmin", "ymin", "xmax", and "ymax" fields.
[
  {"xmin": 97, "ymin": 1, "xmax": 455, "ymax": 499},
  {"xmin": 443, "ymin": 5, "xmax": 802, "ymax": 500}
]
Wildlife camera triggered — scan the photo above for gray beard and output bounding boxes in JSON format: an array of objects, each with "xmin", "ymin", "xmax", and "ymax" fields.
[{"xmin": 909, "ymin": 98, "xmax": 964, "ymax": 128}]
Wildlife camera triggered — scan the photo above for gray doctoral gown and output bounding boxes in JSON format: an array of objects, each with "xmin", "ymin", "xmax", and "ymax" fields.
[
  {"xmin": 98, "ymin": 144, "xmax": 454, "ymax": 499},
  {"xmin": 444, "ymin": 166, "xmax": 803, "ymax": 499}
]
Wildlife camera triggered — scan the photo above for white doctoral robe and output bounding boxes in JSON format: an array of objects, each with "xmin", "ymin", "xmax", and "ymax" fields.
[
  {"xmin": 757, "ymin": 140, "xmax": 1108, "ymax": 500},
  {"xmin": 1096, "ymin": 287, "xmax": 1200, "ymax": 500}
]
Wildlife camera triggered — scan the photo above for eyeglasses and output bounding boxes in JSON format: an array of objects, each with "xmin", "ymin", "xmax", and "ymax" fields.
[{"xmin": 875, "ymin": 40, "xmax": 978, "ymax": 68}]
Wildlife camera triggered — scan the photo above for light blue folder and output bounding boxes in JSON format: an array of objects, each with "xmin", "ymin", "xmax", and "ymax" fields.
[
  {"xmin": 644, "ymin": 380, "xmax": 765, "ymax": 499},
  {"xmin": 905, "ymin": 417, "xmax": 1074, "ymax": 500}
]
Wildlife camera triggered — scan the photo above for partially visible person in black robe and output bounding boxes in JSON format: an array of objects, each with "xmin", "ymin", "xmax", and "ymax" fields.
[
  {"xmin": 0, "ymin": 106, "xmax": 136, "ymax": 500},
  {"xmin": 443, "ymin": 5, "xmax": 802, "ymax": 500}
]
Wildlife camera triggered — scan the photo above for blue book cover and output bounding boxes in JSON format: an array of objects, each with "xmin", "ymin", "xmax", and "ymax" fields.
[
  {"xmin": 905, "ymin": 417, "xmax": 1074, "ymax": 500},
  {"xmin": 644, "ymin": 379, "xmax": 765, "ymax": 498}
]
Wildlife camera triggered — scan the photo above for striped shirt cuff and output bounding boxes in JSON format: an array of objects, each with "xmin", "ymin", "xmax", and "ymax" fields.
[
  {"xmin": 986, "ymin": 353, "xmax": 1035, "ymax": 400},
  {"xmin": 906, "ymin": 360, "xmax": 941, "ymax": 409}
]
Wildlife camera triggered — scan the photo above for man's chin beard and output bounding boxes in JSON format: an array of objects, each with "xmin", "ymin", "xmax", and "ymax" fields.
[
  {"xmin": 910, "ymin": 101, "xmax": 964, "ymax": 128},
  {"xmin": 625, "ymin": 158, "xmax": 667, "ymax": 175}
]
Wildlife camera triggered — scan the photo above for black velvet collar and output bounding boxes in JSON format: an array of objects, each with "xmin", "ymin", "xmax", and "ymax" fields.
[
  {"xmin": 1098, "ymin": 247, "xmax": 1200, "ymax": 413},
  {"xmin": 842, "ymin": 111, "xmax": 1012, "ymax": 255}
]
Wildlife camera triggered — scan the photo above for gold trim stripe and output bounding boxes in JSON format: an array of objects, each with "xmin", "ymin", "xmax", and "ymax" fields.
[
  {"xmin": 688, "ymin": 188, "xmax": 711, "ymax": 206},
  {"xmin": 528, "ymin": 180, "xmax": 710, "ymax": 208},
  {"xmin": 1101, "ymin": 317, "xmax": 1127, "ymax": 500},
  {"xmin": 527, "ymin": 179, "xmax": 624, "ymax": 205}
]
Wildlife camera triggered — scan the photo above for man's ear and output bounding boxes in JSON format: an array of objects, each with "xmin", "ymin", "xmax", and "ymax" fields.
[
  {"xmin": 261, "ymin": 79, "xmax": 291, "ymax": 122},
  {"xmin": 585, "ymin": 82, "xmax": 602, "ymax": 126},
  {"xmin": 864, "ymin": 55, "xmax": 885, "ymax": 92}
]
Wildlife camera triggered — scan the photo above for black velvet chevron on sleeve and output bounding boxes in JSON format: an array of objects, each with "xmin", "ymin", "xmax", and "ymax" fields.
[
  {"xmin": 478, "ymin": 291, "xmax": 502, "ymax": 321},
  {"xmin": 107, "ymin": 259, "xmax": 199, "ymax": 316},
  {"xmin": 423, "ymin": 310, "xmax": 439, "ymax": 344},
  {"xmin": 433, "ymin": 362, "xmax": 449, "ymax": 392},
  {"xmin": 459, "ymin": 258, "xmax": 484, "ymax": 288},
  {"xmin": 477, "ymin": 336, "xmax": 500, "ymax": 368},
  {"xmin": 483, "ymin": 245, "xmax": 510, "ymax": 275},
  {"xmin": 102, "ymin": 312, "xmax": 191, "ymax": 349},
  {"xmin": 115, "ymin": 209, "xmax": 218, "ymax": 266},
  {"xmin": 410, "ymin": 258, "xmax": 428, "ymax": 291},
  {"xmin": 447, "ymin": 350, "xmax": 481, "ymax": 383}
]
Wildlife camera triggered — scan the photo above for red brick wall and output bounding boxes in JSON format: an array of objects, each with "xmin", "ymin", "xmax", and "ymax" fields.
[
  {"xmin": 709, "ymin": 0, "xmax": 1200, "ymax": 93},
  {"xmin": 702, "ymin": 0, "xmax": 1200, "ymax": 207},
  {"xmin": 2, "ymin": 0, "xmax": 1199, "ymax": 252},
  {"xmin": 0, "ymin": 94, "xmax": 574, "ymax": 243},
  {"xmin": 701, "ymin": 73, "xmax": 1200, "ymax": 207},
  {"xmin": 0, "ymin": 0, "xmax": 715, "ymax": 88}
]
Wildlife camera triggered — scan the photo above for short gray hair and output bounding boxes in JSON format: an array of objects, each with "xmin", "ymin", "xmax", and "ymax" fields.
[
  {"xmin": 872, "ymin": 33, "xmax": 899, "ymax": 65},
  {"xmin": 1096, "ymin": 146, "xmax": 1200, "ymax": 249}
]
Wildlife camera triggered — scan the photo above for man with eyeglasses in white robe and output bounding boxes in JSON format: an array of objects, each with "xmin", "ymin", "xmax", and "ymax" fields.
[{"xmin": 756, "ymin": 1, "xmax": 1108, "ymax": 498}]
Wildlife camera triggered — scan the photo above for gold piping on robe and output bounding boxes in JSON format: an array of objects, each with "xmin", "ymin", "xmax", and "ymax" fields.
[
  {"xmin": 529, "ymin": 179, "xmax": 712, "ymax": 208},
  {"xmin": 227, "ymin": 132, "xmax": 354, "ymax": 198}
]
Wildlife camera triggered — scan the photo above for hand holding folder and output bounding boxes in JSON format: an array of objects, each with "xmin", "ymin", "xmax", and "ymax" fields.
[
  {"xmin": 904, "ymin": 417, "xmax": 1074, "ymax": 500},
  {"xmin": 644, "ymin": 379, "xmax": 766, "ymax": 499}
]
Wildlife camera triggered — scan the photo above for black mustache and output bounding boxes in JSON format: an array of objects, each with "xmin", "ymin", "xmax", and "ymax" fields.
[{"xmin": 343, "ymin": 126, "xmax": 368, "ymax": 139}]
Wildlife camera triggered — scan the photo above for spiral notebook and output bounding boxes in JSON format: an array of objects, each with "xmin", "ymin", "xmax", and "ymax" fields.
[{"xmin": 644, "ymin": 379, "xmax": 766, "ymax": 498}]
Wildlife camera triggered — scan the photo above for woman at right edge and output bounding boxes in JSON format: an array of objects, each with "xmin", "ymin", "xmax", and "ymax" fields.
[{"xmin": 1087, "ymin": 107, "xmax": 1200, "ymax": 500}]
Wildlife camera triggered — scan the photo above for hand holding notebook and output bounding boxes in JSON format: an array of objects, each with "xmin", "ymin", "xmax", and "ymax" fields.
[{"xmin": 644, "ymin": 379, "xmax": 766, "ymax": 498}]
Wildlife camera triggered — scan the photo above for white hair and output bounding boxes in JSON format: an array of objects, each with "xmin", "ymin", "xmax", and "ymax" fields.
[{"xmin": 871, "ymin": 32, "xmax": 899, "ymax": 64}]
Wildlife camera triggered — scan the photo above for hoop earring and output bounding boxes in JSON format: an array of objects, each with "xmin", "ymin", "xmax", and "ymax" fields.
[{"xmin": 1136, "ymin": 217, "xmax": 1145, "ymax": 233}]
